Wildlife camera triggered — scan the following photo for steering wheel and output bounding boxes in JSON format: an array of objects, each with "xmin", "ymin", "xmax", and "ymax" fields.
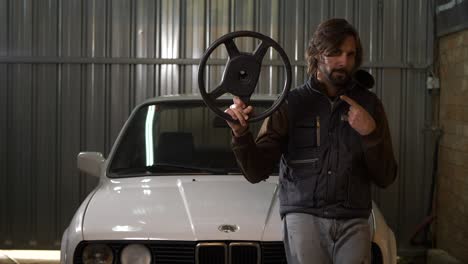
[{"xmin": 198, "ymin": 31, "xmax": 292, "ymax": 123}]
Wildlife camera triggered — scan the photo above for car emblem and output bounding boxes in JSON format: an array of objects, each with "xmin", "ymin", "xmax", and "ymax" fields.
[{"xmin": 218, "ymin": 224, "xmax": 239, "ymax": 233}]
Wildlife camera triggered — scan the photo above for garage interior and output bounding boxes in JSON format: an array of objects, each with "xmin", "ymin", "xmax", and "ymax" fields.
[{"xmin": 1, "ymin": 0, "xmax": 467, "ymax": 263}]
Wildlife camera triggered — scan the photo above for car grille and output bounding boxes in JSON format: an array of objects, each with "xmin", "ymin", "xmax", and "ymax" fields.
[
  {"xmin": 230, "ymin": 243, "xmax": 260, "ymax": 264},
  {"xmin": 74, "ymin": 241, "xmax": 286, "ymax": 264},
  {"xmin": 261, "ymin": 242, "xmax": 288, "ymax": 264},
  {"xmin": 195, "ymin": 242, "xmax": 260, "ymax": 264},
  {"xmin": 196, "ymin": 242, "xmax": 227, "ymax": 263}
]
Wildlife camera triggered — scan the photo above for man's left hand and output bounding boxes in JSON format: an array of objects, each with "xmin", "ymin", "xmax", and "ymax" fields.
[{"xmin": 340, "ymin": 95, "xmax": 376, "ymax": 136}]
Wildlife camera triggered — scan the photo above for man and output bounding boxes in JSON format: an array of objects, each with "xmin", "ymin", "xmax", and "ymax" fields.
[{"xmin": 225, "ymin": 18, "xmax": 397, "ymax": 264}]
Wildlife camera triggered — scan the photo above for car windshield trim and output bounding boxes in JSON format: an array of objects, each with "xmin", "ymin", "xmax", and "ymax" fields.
[{"xmin": 109, "ymin": 162, "xmax": 236, "ymax": 176}]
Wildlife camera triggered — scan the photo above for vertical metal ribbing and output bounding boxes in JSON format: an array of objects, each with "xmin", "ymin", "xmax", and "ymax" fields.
[{"xmin": 0, "ymin": 0, "xmax": 435, "ymax": 250}]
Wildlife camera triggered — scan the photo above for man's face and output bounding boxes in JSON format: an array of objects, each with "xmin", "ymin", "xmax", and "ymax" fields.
[{"xmin": 317, "ymin": 35, "xmax": 356, "ymax": 87}]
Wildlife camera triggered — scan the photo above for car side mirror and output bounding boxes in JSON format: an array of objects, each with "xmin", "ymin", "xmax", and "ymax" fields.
[{"xmin": 77, "ymin": 152, "xmax": 105, "ymax": 177}]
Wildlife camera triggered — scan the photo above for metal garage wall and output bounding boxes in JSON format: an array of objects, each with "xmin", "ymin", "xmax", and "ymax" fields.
[{"xmin": 0, "ymin": 0, "xmax": 435, "ymax": 251}]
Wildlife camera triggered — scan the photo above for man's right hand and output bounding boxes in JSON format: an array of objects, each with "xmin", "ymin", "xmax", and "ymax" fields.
[{"xmin": 224, "ymin": 96, "xmax": 254, "ymax": 137}]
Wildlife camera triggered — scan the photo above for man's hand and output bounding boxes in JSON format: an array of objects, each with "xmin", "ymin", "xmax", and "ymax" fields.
[
  {"xmin": 224, "ymin": 96, "xmax": 254, "ymax": 137},
  {"xmin": 340, "ymin": 95, "xmax": 376, "ymax": 136}
]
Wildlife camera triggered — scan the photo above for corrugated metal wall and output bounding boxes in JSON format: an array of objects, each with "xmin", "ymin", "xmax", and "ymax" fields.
[{"xmin": 0, "ymin": 0, "xmax": 435, "ymax": 251}]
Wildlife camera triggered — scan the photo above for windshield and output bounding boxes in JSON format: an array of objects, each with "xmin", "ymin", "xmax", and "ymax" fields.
[{"xmin": 108, "ymin": 100, "xmax": 277, "ymax": 177}]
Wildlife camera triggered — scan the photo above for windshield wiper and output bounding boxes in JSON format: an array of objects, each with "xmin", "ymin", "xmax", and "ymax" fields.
[{"xmin": 111, "ymin": 163, "xmax": 227, "ymax": 175}]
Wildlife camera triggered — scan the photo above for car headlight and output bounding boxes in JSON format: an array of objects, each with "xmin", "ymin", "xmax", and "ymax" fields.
[
  {"xmin": 82, "ymin": 243, "xmax": 114, "ymax": 264},
  {"xmin": 120, "ymin": 244, "xmax": 152, "ymax": 264}
]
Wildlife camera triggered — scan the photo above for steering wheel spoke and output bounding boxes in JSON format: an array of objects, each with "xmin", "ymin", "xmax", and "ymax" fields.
[
  {"xmin": 253, "ymin": 41, "xmax": 271, "ymax": 63},
  {"xmin": 224, "ymin": 39, "xmax": 240, "ymax": 59},
  {"xmin": 239, "ymin": 96, "xmax": 251, "ymax": 105},
  {"xmin": 209, "ymin": 84, "xmax": 228, "ymax": 100}
]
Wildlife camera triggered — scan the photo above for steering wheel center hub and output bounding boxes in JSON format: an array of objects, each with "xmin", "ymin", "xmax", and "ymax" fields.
[{"xmin": 223, "ymin": 55, "xmax": 261, "ymax": 96}]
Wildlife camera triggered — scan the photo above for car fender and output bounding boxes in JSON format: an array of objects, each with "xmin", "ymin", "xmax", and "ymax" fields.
[
  {"xmin": 60, "ymin": 186, "xmax": 101, "ymax": 264},
  {"xmin": 371, "ymin": 202, "xmax": 397, "ymax": 264}
]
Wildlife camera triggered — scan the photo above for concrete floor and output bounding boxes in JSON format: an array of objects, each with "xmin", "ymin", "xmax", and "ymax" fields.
[{"xmin": 0, "ymin": 250, "xmax": 59, "ymax": 264}]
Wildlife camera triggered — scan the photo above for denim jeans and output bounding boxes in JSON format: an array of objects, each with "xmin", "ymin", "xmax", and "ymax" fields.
[{"xmin": 283, "ymin": 213, "xmax": 371, "ymax": 264}]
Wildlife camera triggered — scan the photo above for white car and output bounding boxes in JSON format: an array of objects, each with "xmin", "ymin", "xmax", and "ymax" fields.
[{"xmin": 60, "ymin": 95, "xmax": 397, "ymax": 264}]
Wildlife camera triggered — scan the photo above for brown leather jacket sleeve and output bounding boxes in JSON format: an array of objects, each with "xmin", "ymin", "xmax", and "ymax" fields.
[
  {"xmin": 231, "ymin": 103, "xmax": 288, "ymax": 183},
  {"xmin": 361, "ymin": 99, "xmax": 398, "ymax": 188}
]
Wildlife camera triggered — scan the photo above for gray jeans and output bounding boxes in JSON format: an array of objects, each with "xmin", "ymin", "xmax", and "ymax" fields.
[{"xmin": 283, "ymin": 213, "xmax": 371, "ymax": 264}]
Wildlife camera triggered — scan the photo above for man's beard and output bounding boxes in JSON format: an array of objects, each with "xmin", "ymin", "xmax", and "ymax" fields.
[{"xmin": 321, "ymin": 67, "xmax": 352, "ymax": 87}]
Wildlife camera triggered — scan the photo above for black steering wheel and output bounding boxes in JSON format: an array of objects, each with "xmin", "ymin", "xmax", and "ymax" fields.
[{"xmin": 198, "ymin": 31, "xmax": 292, "ymax": 123}]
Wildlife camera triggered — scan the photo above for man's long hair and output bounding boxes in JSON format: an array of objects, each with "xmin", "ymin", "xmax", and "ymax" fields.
[{"xmin": 305, "ymin": 18, "xmax": 363, "ymax": 76}]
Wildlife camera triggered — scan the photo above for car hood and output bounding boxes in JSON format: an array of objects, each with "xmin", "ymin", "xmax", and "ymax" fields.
[{"xmin": 82, "ymin": 175, "xmax": 281, "ymax": 241}]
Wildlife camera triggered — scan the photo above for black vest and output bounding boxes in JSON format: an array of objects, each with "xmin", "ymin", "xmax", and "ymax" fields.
[{"xmin": 278, "ymin": 74, "xmax": 378, "ymax": 219}]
